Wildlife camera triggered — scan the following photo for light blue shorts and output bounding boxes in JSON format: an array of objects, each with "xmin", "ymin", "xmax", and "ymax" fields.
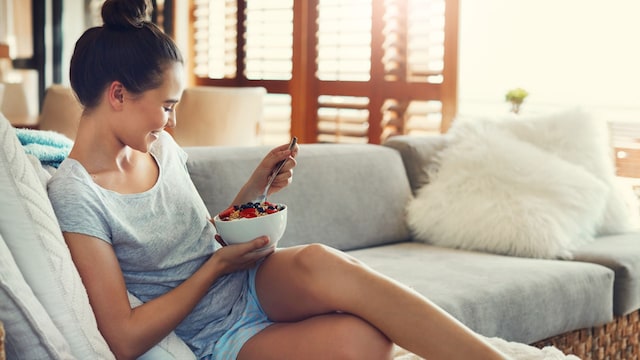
[{"xmin": 207, "ymin": 264, "xmax": 273, "ymax": 360}]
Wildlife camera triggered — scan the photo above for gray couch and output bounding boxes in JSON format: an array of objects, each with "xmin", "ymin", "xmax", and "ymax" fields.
[
  {"xmin": 186, "ymin": 138, "xmax": 640, "ymax": 353},
  {"xmin": 1, "ymin": 108, "xmax": 639, "ymax": 359}
]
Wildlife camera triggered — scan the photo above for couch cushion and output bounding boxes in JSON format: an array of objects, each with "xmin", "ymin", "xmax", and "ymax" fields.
[
  {"xmin": 0, "ymin": 232, "xmax": 75, "ymax": 360},
  {"xmin": 0, "ymin": 113, "xmax": 115, "ymax": 359},
  {"xmin": 348, "ymin": 242, "xmax": 614, "ymax": 344},
  {"xmin": 186, "ymin": 143, "xmax": 413, "ymax": 251},
  {"xmin": 573, "ymin": 232, "xmax": 640, "ymax": 315}
]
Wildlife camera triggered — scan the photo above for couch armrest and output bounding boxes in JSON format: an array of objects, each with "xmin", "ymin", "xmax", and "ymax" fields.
[{"xmin": 383, "ymin": 134, "xmax": 447, "ymax": 194}]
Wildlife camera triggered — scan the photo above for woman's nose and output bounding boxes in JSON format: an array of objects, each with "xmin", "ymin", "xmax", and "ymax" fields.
[{"xmin": 166, "ymin": 112, "xmax": 177, "ymax": 129}]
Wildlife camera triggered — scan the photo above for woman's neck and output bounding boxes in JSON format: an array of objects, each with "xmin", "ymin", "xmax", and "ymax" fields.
[{"xmin": 70, "ymin": 113, "xmax": 138, "ymax": 175}]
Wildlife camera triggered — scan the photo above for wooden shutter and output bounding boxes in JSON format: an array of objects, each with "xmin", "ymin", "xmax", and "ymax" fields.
[
  {"xmin": 316, "ymin": 0, "xmax": 372, "ymax": 82},
  {"xmin": 244, "ymin": 0, "xmax": 293, "ymax": 80},
  {"xmin": 193, "ymin": 0, "xmax": 237, "ymax": 79},
  {"xmin": 191, "ymin": 0, "xmax": 294, "ymax": 145},
  {"xmin": 190, "ymin": 0, "xmax": 458, "ymax": 145},
  {"xmin": 315, "ymin": 0, "xmax": 372, "ymax": 143},
  {"xmin": 379, "ymin": 0, "xmax": 452, "ymax": 139},
  {"xmin": 244, "ymin": 1, "xmax": 294, "ymax": 144}
]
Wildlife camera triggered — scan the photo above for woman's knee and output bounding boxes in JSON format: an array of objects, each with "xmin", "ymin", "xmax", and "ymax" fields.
[
  {"xmin": 293, "ymin": 243, "xmax": 364, "ymax": 276},
  {"xmin": 290, "ymin": 244, "xmax": 371, "ymax": 302}
]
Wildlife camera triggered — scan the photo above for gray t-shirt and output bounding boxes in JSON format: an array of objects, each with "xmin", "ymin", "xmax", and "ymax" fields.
[{"xmin": 47, "ymin": 131, "xmax": 249, "ymax": 358}]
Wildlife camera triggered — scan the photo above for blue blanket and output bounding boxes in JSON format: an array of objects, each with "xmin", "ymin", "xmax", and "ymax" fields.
[{"xmin": 15, "ymin": 128, "xmax": 72, "ymax": 168}]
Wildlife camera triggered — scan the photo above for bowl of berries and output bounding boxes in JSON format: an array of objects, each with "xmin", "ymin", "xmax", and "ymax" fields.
[{"xmin": 212, "ymin": 201, "xmax": 287, "ymax": 250}]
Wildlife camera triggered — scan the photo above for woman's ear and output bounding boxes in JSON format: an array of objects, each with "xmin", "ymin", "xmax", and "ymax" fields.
[{"xmin": 107, "ymin": 81, "xmax": 125, "ymax": 109}]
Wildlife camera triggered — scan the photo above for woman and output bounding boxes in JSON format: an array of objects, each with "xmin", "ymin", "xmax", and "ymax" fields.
[{"xmin": 48, "ymin": 0, "xmax": 510, "ymax": 359}]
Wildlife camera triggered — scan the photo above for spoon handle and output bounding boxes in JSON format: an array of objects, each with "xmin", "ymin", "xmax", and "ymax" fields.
[{"xmin": 255, "ymin": 136, "xmax": 297, "ymax": 203}]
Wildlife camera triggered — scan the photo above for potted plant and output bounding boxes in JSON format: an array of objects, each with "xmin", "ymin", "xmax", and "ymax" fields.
[{"xmin": 505, "ymin": 88, "xmax": 529, "ymax": 114}]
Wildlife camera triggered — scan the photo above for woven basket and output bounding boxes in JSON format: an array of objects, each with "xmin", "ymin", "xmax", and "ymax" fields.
[
  {"xmin": 532, "ymin": 310, "xmax": 640, "ymax": 359},
  {"xmin": 0, "ymin": 320, "xmax": 5, "ymax": 360}
]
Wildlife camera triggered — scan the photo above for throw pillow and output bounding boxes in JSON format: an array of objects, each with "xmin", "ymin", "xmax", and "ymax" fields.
[
  {"xmin": 0, "ymin": 113, "xmax": 115, "ymax": 359},
  {"xmin": 0, "ymin": 232, "xmax": 75, "ymax": 360},
  {"xmin": 491, "ymin": 108, "xmax": 637, "ymax": 235},
  {"xmin": 406, "ymin": 119, "xmax": 609, "ymax": 259},
  {"xmin": 0, "ymin": 113, "xmax": 197, "ymax": 359}
]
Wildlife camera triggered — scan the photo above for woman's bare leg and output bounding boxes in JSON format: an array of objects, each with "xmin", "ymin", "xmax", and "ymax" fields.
[
  {"xmin": 253, "ymin": 244, "xmax": 510, "ymax": 360},
  {"xmin": 238, "ymin": 313, "xmax": 393, "ymax": 360}
]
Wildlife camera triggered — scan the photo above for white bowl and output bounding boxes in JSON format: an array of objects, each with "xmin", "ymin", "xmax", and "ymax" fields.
[{"xmin": 213, "ymin": 204, "xmax": 287, "ymax": 250}]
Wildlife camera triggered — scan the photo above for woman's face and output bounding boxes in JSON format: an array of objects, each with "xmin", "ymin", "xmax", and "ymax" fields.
[{"xmin": 119, "ymin": 62, "xmax": 185, "ymax": 152}]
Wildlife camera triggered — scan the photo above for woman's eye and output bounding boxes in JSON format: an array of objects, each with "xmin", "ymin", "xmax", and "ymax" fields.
[{"xmin": 163, "ymin": 106, "xmax": 175, "ymax": 112}]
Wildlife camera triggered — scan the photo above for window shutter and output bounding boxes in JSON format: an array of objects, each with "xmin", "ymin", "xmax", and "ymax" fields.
[
  {"xmin": 316, "ymin": 0, "xmax": 453, "ymax": 143},
  {"xmin": 193, "ymin": 0, "xmax": 238, "ymax": 79},
  {"xmin": 317, "ymin": 95, "xmax": 370, "ymax": 144},
  {"xmin": 190, "ymin": 0, "xmax": 458, "ymax": 145},
  {"xmin": 405, "ymin": 0, "xmax": 446, "ymax": 84},
  {"xmin": 191, "ymin": 1, "xmax": 297, "ymax": 79},
  {"xmin": 244, "ymin": 0, "xmax": 294, "ymax": 80},
  {"xmin": 404, "ymin": 100, "xmax": 442, "ymax": 135},
  {"xmin": 316, "ymin": 0, "xmax": 372, "ymax": 82},
  {"xmin": 380, "ymin": 0, "xmax": 449, "ymax": 139},
  {"xmin": 314, "ymin": 0, "xmax": 372, "ymax": 143},
  {"xmin": 261, "ymin": 94, "xmax": 293, "ymax": 145},
  {"xmin": 243, "ymin": 1, "xmax": 295, "ymax": 144},
  {"xmin": 381, "ymin": 0, "xmax": 446, "ymax": 83}
]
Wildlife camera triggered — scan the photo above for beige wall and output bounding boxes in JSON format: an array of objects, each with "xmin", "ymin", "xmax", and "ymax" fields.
[{"xmin": 458, "ymin": 0, "xmax": 640, "ymax": 122}]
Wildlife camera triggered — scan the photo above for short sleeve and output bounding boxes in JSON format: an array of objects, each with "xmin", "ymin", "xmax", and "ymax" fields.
[
  {"xmin": 47, "ymin": 163, "xmax": 112, "ymax": 244},
  {"xmin": 160, "ymin": 131, "xmax": 188, "ymax": 164}
]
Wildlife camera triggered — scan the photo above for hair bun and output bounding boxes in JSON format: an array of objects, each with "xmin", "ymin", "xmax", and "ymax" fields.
[{"xmin": 101, "ymin": 0, "xmax": 151, "ymax": 30}]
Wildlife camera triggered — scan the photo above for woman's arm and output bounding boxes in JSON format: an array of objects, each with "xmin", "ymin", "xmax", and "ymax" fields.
[
  {"xmin": 231, "ymin": 141, "xmax": 299, "ymax": 205},
  {"xmin": 64, "ymin": 231, "xmax": 270, "ymax": 360}
]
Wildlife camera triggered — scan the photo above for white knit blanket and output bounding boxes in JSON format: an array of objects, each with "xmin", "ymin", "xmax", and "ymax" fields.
[{"xmin": 392, "ymin": 336, "xmax": 581, "ymax": 360}]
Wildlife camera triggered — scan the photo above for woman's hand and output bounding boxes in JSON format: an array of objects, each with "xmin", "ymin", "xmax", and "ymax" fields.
[
  {"xmin": 209, "ymin": 234, "xmax": 274, "ymax": 275},
  {"xmin": 233, "ymin": 140, "xmax": 299, "ymax": 205}
]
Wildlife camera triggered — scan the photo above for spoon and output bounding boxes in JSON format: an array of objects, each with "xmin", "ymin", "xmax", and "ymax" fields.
[{"xmin": 254, "ymin": 136, "xmax": 297, "ymax": 203}]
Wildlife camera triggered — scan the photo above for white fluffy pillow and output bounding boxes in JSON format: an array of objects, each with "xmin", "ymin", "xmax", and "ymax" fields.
[
  {"xmin": 406, "ymin": 120, "xmax": 609, "ymax": 259},
  {"xmin": 490, "ymin": 108, "xmax": 637, "ymax": 235},
  {"xmin": 0, "ymin": 113, "xmax": 115, "ymax": 359}
]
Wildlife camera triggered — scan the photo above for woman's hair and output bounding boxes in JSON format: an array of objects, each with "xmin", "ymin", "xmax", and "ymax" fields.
[{"xmin": 69, "ymin": 0, "xmax": 183, "ymax": 109}]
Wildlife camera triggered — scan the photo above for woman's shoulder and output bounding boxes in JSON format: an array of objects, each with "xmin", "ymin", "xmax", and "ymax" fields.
[
  {"xmin": 47, "ymin": 158, "xmax": 96, "ymax": 199},
  {"xmin": 48, "ymin": 158, "xmax": 89, "ymax": 186},
  {"xmin": 152, "ymin": 130, "xmax": 188, "ymax": 163}
]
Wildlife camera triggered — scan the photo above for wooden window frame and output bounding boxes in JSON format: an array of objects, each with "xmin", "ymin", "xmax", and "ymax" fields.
[{"xmin": 189, "ymin": 0, "xmax": 459, "ymax": 144}]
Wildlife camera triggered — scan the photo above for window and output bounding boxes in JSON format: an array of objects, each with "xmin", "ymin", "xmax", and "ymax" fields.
[
  {"xmin": 190, "ymin": 0, "xmax": 458, "ymax": 145},
  {"xmin": 457, "ymin": 1, "xmax": 640, "ymax": 181}
]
